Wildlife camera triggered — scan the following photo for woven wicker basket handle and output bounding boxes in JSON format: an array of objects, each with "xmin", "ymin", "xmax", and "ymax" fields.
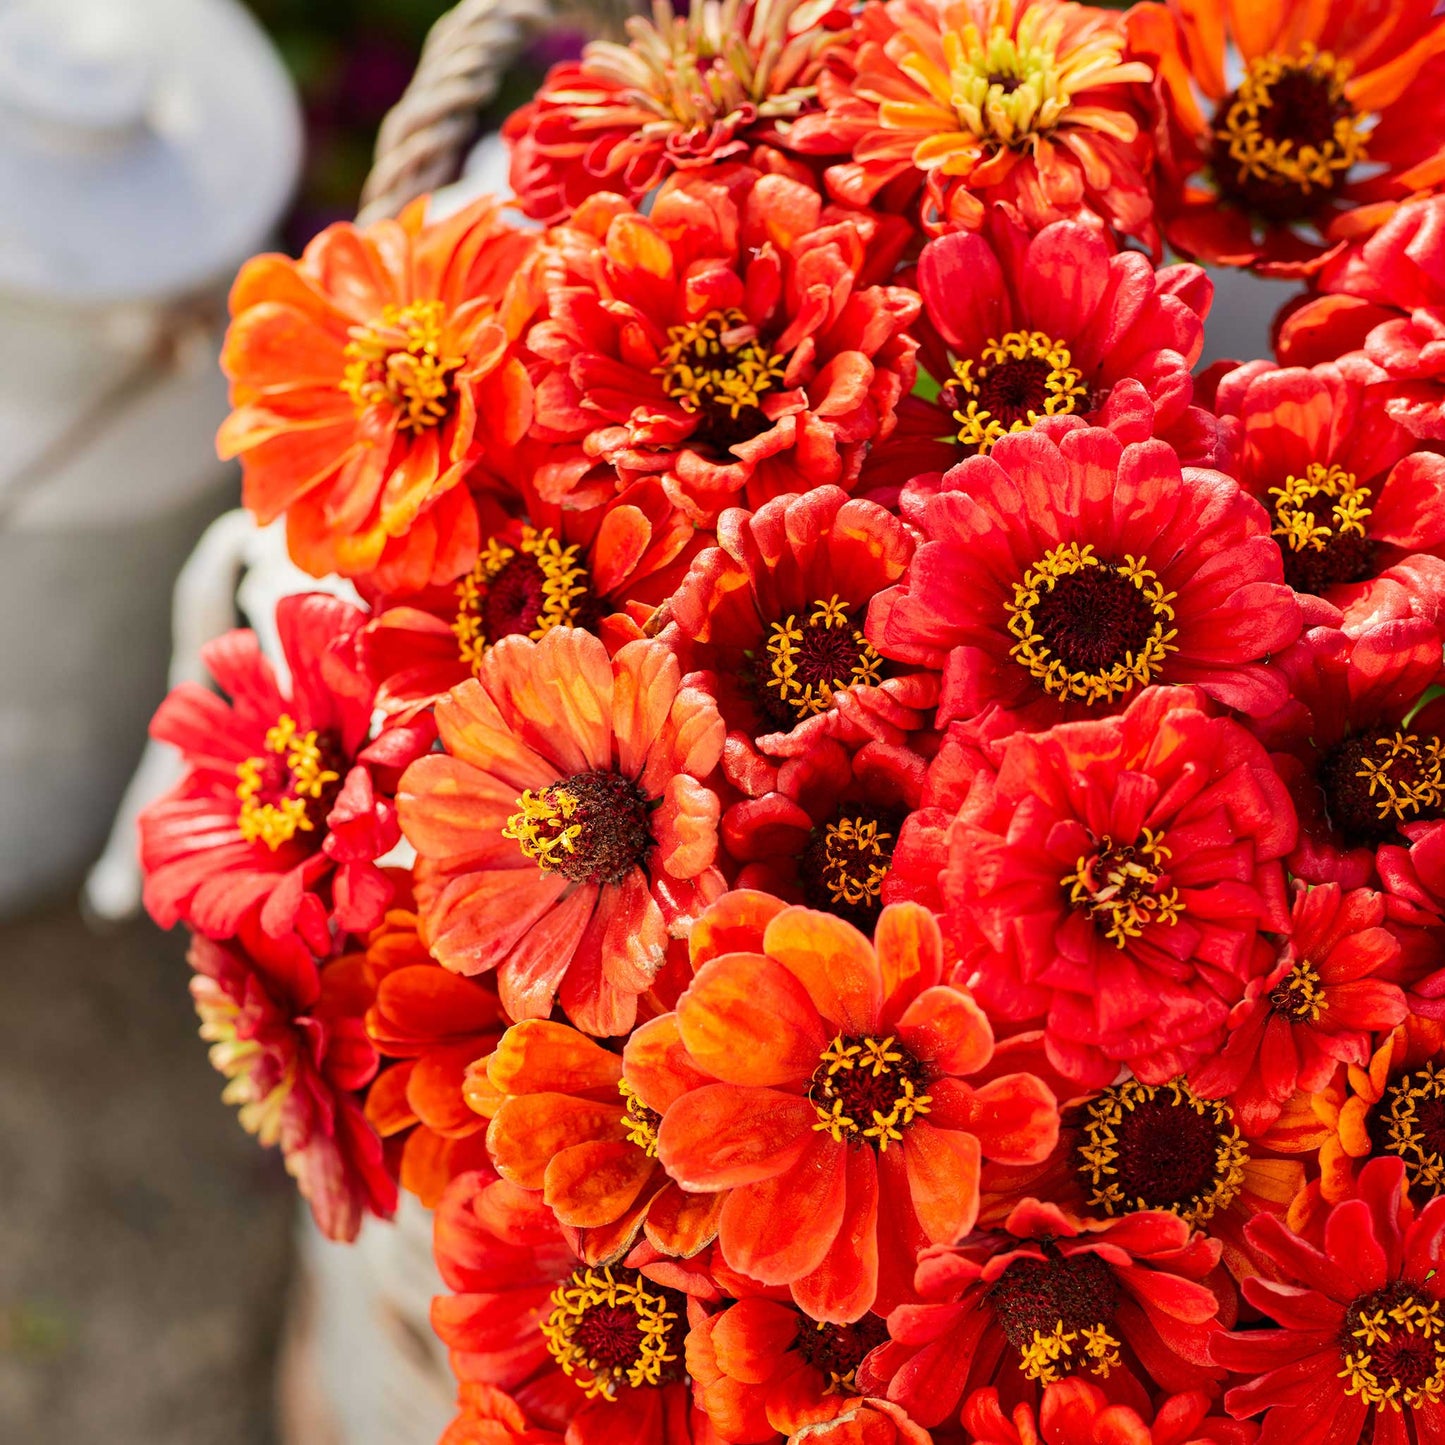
[{"xmin": 357, "ymin": 0, "xmax": 629, "ymax": 224}]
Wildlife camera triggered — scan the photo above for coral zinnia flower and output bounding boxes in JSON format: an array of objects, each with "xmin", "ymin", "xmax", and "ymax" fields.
[
  {"xmin": 504, "ymin": 0, "xmax": 848, "ymax": 224},
  {"xmin": 218, "ymin": 196, "xmax": 539, "ymax": 591},
  {"xmin": 357, "ymin": 897, "xmax": 504, "ymax": 1207},
  {"xmin": 939, "ymin": 685, "xmax": 1297, "ymax": 1087},
  {"xmin": 863, "ymin": 221, "xmax": 1216, "ymax": 495},
  {"xmin": 527, "ymin": 169, "xmax": 920, "ymax": 523},
  {"xmin": 655, "ymin": 892, "xmax": 1060, "ymax": 1322},
  {"xmin": 1131, "ymin": 0, "xmax": 1445, "ymax": 275},
  {"xmin": 397, "ymin": 628, "xmax": 726, "ymax": 1036},
  {"xmin": 431, "ymin": 1168, "xmax": 712, "ymax": 1444},
  {"xmin": 1250, "ymin": 615, "xmax": 1445, "ymax": 891},
  {"xmin": 1278, "ymin": 196, "xmax": 1445, "ymax": 443},
  {"xmin": 961, "ymin": 1381, "xmax": 1253, "ymax": 1445},
  {"xmin": 860, "ymin": 1199, "xmax": 1223, "ymax": 1428},
  {"xmin": 1189, "ymin": 883, "xmax": 1408, "ymax": 1139},
  {"xmin": 867, "ymin": 424, "xmax": 1303, "ymax": 733},
  {"xmin": 687, "ymin": 1294, "xmax": 894, "ymax": 1439},
  {"xmin": 1212, "ymin": 1156, "xmax": 1445, "ymax": 1445},
  {"xmin": 721, "ymin": 735, "xmax": 926, "ymax": 934},
  {"xmin": 787, "ymin": 0, "xmax": 1156, "ymax": 244},
  {"xmin": 479, "ymin": 1017, "xmax": 723, "ymax": 1265},
  {"xmin": 189, "ymin": 928, "xmax": 396, "ymax": 1241},
  {"xmin": 141, "ymin": 594, "xmax": 427, "ymax": 953},
  {"xmin": 363, "ymin": 481, "xmax": 698, "ymax": 721},
  {"xmin": 1210, "ymin": 360, "xmax": 1445, "ymax": 605},
  {"xmin": 670, "ymin": 486, "xmax": 935, "ymax": 761}
]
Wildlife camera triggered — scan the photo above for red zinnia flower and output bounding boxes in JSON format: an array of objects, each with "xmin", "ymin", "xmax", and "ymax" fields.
[
  {"xmin": 358, "ymin": 897, "xmax": 503, "ymax": 1207},
  {"xmin": 141, "ymin": 594, "xmax": 428, "ymax": 953},
  {"xmin": 867, "ymin": 424, "xmax": 1303, "ymax": 734},
  {"xmin": 788, "ymin": 0, "xmax": 1156, "ymax": 244},
  {"xmin": 1212, "ymin": 1156, "xmax": 1445, "ymax": 1445},
  {"xmin": 504, "ymin": 0, "xmax": 848, "ymax": 224},
  {"xmin": 860, "ymin": 1199, "xmax": 1224, "ymax": 1428},
  {"xmin": 1210, "ymin": 359, "xmax": 1445, "ymax": 606},
  {"xmin": 441, "ymin": 1383, "xmax": 564, "ymax": 1445},
  {"xmin": 961, "ymin": 1380, "xmax": 1255, "ymax": 1445},
  {"xmin": 217, "ymin": 197, "xmax": 539, "ymax": 592},
  {"xmin": 721, "ymin": 734, "xmax": 927, "ymax": 934},
  {"xmin": 189, "ymin": 927, "xmax": 396, "ymax": 1241},
  {"xmin": 670, "ymin": 486, "xmax": 935, "ymax": 763},
  {"xmin": 655, "ymin": 892, "xmax": 1060, "ymax": 1322},
  {"xmin": 939, "ymin": 685, "xmax": 1297, "ymax": 1087},
  {"xmin": 526, "ymin": 168, "xmax": 920, "ymax": 522},
  {"xmin": 1249, "ymin": 615, "xmax": 1445, "ymax": 892},
  {"xmin": 479, "ymin": 1017, "xmax": 724, "ymax": 1265},
  {"xmin": 1131, "ymin": 0, "xmax": 1445, "ymax": 275},
  {"xmin": 1189, "ymin": 883, "xmax": 1408, "ymax": 1138},
  {"xmin": 363, "ymin": 480, "xmax": 698, "ymax": 721},
  {"xmin": 397, "ymin": 628, "xmax": 726, "ymax": 1036},
  {"xmin": 431, "ymin": 1168, "xmax": 714, "ymax": 1444},
  {"xmin": 865, "ymin": 221, "xmax": 1217, "ymax": 495}
]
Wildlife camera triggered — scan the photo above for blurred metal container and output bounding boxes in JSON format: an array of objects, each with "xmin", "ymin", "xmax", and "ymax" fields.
[{"xmin": 0, "ymin": 0, "xmax": 302, "ymax": 912}]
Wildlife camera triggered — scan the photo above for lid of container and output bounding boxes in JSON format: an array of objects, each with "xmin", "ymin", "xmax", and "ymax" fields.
[{"xmin": 0, "ymin": 0, "xmax": 303, "ymax": 306}]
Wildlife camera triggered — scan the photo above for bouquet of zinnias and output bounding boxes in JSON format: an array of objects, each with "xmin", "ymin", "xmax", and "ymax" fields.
[{"xmin": 138, "ymin": 0, "xmax": 1445, "ymax": 1440}]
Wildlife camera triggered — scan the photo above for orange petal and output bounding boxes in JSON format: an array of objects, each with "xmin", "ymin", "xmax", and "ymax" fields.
[
  {"xmin": 896, "ymin": 986, "xmax": 993, "ymax": 1078},
  {"xmin": 790, "ymin": 1145, "xmax": 879, "ymax": 1324},
  {"xmin": 488, "ymin": 1018, "xmax": 622, "ymax": 1098},
  {"xmin": 903, "ymin": 1122, "xmax": 981, "ymax": 1245},
  {"xmin": 874, "ymin": 903, "xmax": 944, "ymax": 1016},
  {"xmin": 657, "ymin": 1083, "xmax": 816, "ymax": 1190},
  {"xmin": 643, "ymin": 1183, "xmax": 724, "ymax": 1260},
  {"xmin": 486, "ymin": 1093, "xmax": 624, "ymax": 1189},
  {"xmin": 543, "ymin": 1139, "xmax": 657, "ymax": 1227},
  {"xmin": 763, "ymin": 907, "xmax": 882, "ymax": 1036},
  {"xmin": 690, "ymin": 889, "xmax": 788, "ymax": 969},
  {"xmin": 623, "ymin": 1015, "xmax": 718, "ymax": 1112}
]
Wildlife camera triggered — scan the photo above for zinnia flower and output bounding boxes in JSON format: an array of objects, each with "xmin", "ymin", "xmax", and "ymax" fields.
[
  {"xmin": 1212, "ymin": 1156, "xmax": 1445, "ymax": 1445},
  {"xmin": 218, "ymin": 196, "xmax": 539, "ymax": 591},
  {"xmin": 1131, "ymin": 0, "xmax": 1445, "ymax": 274},
  {"xmin": 1189, "ymin": 883, "xmax": 1408, "ymax": 1139},
  {"xmin": 867, "ymin": 423, "xmax": 1303, "ymax": 733},
  {"xmin": 431, "ymin": 1167, "xmax": 713, "ymax": 1444},
  {"xmin": 787, "ymin": 0, "xmax": 1156, "ymax": 243},
  {"xmin": 526, "ymin": 168, "xmax": 920, "ymax": 522},
  {"xmin": 479, "ymin": 1017, "xmax": 724, "ymax": 1264},
  {"xmin": 859, "ymin": 1199, "xmax": 1223, "ymax": 1428},
  {"xmin": 938, "ymin": 685, "xmax": 1297, "ymax": 1087},
  {"xmin": 189, "ymin": 927, "xmax": 396, "ymax": 1241},
  {"xmin": 669, "ymin": 486, "xmax": 935, "ymax": 761},
  {"xmin": 786, "ymin": 1398, "xmax": 934, "ymax": 1443},
  {"xmin": 359, "ymin": 896, "xmax": 504, "ymax": 1207},
  {"xmin": 504, "ymin": 0, "xmax": 848, "ymax": 223},
  {"xmin": 441, "ymin": 1383, "xmax": 564, "ymax": 1445},
  {"xmin": 655, "ymin": 892, "xmax": 1060, "ymax": 1322},
  {"xmin": 961, "ymin": 1381, "xmax": 1254, "ymax": 1445},
  {"xmin": 141, "ymin": 594, "xmax": 427, "ymax": 952},
  {"xmin": 1249, "ymin": 615, "xmax": 1445, "ymax": 892},
  {"xmin": 397, "ymin": 628, "xmax": 726, "ymax": 1036},
  {"xmin": 863, "ymin": 221, "xmax": 1217, "ymax": 495},
  {"xmin": 363, "ymin": 480, "xmax": 698, "ymax": 720},
  {"xmin": 1210, "ymin": 359, "xmax": 1445, "ymax": 605}
]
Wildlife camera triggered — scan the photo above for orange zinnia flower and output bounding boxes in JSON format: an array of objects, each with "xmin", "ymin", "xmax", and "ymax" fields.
[
  {"xmin": 218, "ymin": 196, "xmax": 539, "ymax": 592},
  {"xmin": 397, "ymin": 628, "xmax": 726, "ymax": 1037},
  {"xmin": 1131, "ymin": 0, "xmax": 1445, "ymax": 274},
  {"xmin": 788, "ymin": 0, "xmax": 1157, "ymax": 244},
  {"xmin": 654, "ymin": 891, "xmax": 1060, "ymax": 1322},
  {"xmin": 477, "ymin": 1017, "xmax": 723, "ymax": 1265}
]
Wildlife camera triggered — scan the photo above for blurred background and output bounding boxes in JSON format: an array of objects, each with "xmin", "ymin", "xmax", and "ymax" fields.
[{"xmin": 0, "ymin": 2, "xmax": 1287, "ymax": 1443}]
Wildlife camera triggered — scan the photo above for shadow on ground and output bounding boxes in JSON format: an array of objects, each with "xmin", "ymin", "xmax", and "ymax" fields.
[{"xmin": 0, "ymin": 892, "xmax": 295, "ymax": 1445}]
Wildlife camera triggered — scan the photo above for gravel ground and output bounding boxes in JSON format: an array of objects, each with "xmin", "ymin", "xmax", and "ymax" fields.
[{"xmin": 0, "ymin": 892, "xmax": 295, "ymax": 1445}]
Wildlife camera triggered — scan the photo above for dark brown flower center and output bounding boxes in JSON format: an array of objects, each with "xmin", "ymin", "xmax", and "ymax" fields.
[
  {"xmin": 1340, "ymin": 1282, "xmax": 1445, "ymax": 1410},
  {"xmin": 1075, "ymin": 1078, "xmax": 1248, "ymax": 1226},
  {"xmin": 542, "ymin": 1266, "xmax": 686, "ymax": 1400},
  {"xmin": 1320, "ymin": 731, "xmax": 1445, "ymax": 847},
  {"xmin": 655, "ymin": 306, "xmax": 785, "ymax": 454},
  {"xmin": 453, "ymin": 528, "xmax": 593, "ymax": 675},
  {"xmin": 1061, "ymin": 829, "xmax": 1185, "ymax": 948},
  {"xmin": 1368, "ymin": 1065, "xmax": 1445, "ymax": 1199},
  {"xmin": 1268, "ymin": 463, "xmax": 1375, "ymax": 592},
  {"xmin": 989, "ymin": 1245, "xmax": 1122, "ymax": 1385},
  {"xmin": 752, "ymin": 595, "xmax": 885, "ymax": 730},
  {"xmin": 234, "ymin": 714, "xmax": 344, "ymax": 851},
  {"xmin": 794, "ymin": 1311, "xmax": 890, "ymax": 1392},
  {"xmin": 799, "ymin": 807, "xmax": 902, "ymax": 930},
  {"xmin": 809, "ymin": 1034, "xmax": 932, "ymax": 1152},
  {"xmin": 503, "ymin": 769, "xmax": 655, "ymax": 885},
  {"xmin": 943, "ymin": 331, "xmax": 1088, "ymax": 452},
  {"xmin": 1007, "ymin": 543, "xmax": 1178, "ymax": 706},
  {"xmin": 1210, "ymin": 47, "xmax": 1369, "ymax": 222},
  {"xmin": 1269, "ymin": 958, "xmax": 1328, "ymax": 1022}
]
